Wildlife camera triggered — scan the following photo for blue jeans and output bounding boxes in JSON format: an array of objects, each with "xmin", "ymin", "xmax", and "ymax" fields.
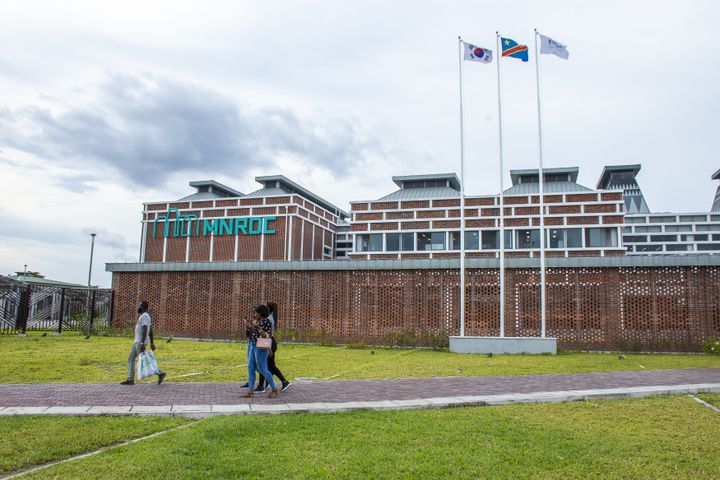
[{"xmin": 247, "ymin": 342, "xmax": 276, "ymax": 391}]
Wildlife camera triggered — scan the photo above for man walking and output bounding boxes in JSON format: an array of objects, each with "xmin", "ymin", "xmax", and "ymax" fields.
[{"xmin": 121, "ymin": 300, "xmax": 166, "ymax": 385}]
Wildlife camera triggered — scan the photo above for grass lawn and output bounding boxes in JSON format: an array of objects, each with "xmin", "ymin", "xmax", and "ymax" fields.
[
  {"xmin": 697, "ymin": 393, "xmax": 720, "ymax": 408},
  {"xmin": 17, "ymin": 395, "xmax": 720, "ymax": 479},
  {"xmin": 0, "ymin": 415, "xmax": 188, "ymax": 475},
  {"xmin": 1, "ymin": 333, "xmax": 718, "ymax": 384}
]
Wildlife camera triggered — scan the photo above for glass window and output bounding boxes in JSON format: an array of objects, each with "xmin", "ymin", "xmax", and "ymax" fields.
[
  {"xmin": 665, "ymin": 225, "xmax": 692, "ymax": 232},
  {"xmin": 697, "ymin": 243, "xmax": 720, "ymax": 251},
  {"xmin": 586, "ymin": 228, "xmax": 618, "ymax": 247},
  {"xmin": 622, "ymin": 226, "xmax": 633, "ymax": 233},
  {"xmin": 356, "ymin": 235, "xmax": 369, "ymax": 252},
  {"xmin": 666, "ymin": 244, "xmax": 692, "ymax": 251},
  {"xmin": 504, "ymin": 230, "xmax": 513, "ymax": 249},
  {"xmin": 649, "ymin": 216, "xmax": 676, "ymax": 223},
  {"xmin": 696, "ymin": 224, "xmax": 720, "ymax": 232},
  {"xmin": 625, "ymin": 217, "xmax": 646, "ymax": 224},
  {"xmin": 636, "ymin": 244, "xmax": 662, "ymax": 252},
  {"xmin": 681, "ymin": 234, "xmax": 708, "ymax": 241},
  {"xmin": 386, "ymin": 233, "xmax": 400, "ymax": 252},
  {"xmin": 452, "ymin": 231, "xmax": 480, "ymax": 250},
  {"xmin": 565, "ymin": 229, "xmax": 582, "ymax": 248},
  {"xmin": 417, "ymin": 232, "xmax": 446, "ymax": 251},
  {"xmin": 678, "ymin": 215, "xmax": 707, "ymax": 222},
  {"xmin": 650, "ymin": 235, "xmax": 677, "ymax": 242},
  {"xmin": 481, "ymin": 231, "xmax": 498, "ymax": 250},
  {"xmin": 713, "ymin": 234, "xmax": 720, "ymax": 241},
  {"xmin": 516, "ymin": 229, "xmax": 540, "ymax": 249},
  {"xmin": 635, "ymin": 226, "xmax": 662, "ymax": 233},
  {"xmin": 401, "ymin": 233, "xmax": 414, "ymax": 251},
  {"xmin": 368, "ymin": 234, "xmax": 383, "ymax": 252},
  {"xmin": 711, "ymin": 215, "xmax": 720, "ymax": 221},
  {"xmin": 548, "ymin": 228, "xmax": 582, "ymax": 248},
  {"xmin": 623, "ymin": 235, "xmax": 647, "ymax": 243}
]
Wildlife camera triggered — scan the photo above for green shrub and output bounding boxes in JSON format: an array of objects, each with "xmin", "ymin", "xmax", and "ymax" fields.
[{"xmin": 703, "ymin": 337, "xmax": 720, "ymax": 355}]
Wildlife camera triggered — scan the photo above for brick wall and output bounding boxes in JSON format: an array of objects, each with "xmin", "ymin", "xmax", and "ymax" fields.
[{"xmin": 111, "ymin": 265, "xmax": 720, "ymax": 351}]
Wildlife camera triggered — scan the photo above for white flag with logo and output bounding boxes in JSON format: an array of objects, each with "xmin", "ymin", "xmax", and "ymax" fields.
[
  {"xmin": 463, "ymin": 42, "xmax": 493, "ymax": 63},
  {"xmin": 539, "ymin": 34, "xmax": 569, "ymax": 59}
]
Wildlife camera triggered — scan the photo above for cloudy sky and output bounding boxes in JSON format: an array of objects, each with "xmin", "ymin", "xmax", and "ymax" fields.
[{"xmin": 1, "ymin": 0, "xmax": 718, "ymax": 287}]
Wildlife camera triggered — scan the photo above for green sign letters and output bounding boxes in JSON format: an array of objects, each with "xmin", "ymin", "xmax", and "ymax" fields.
[{"xmin": 152, "ymin": 208, "xmax": 276, "ymax": 238}]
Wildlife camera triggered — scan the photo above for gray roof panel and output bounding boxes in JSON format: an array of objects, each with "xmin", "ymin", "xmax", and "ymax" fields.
[
  {"xmin": 379, "ymin": 187, "xmax": 461, "ymax": 200},
  {"xmin": 503, "ymin": 182, "xmax": 593, "ymax": 195}
]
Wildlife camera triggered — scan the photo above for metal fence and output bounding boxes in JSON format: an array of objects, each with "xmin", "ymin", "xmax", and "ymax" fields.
[{"xmin": 0, "ymin": 278, "xmax": 113, "ymax": 334}]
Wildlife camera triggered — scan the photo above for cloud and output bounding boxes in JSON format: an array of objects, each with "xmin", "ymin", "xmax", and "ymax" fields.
[{"xmin": 0, "ymin": 73, "xmax": 384, "ymax": 188}]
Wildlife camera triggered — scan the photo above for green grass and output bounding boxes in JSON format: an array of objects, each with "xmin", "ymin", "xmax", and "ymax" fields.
[
  {"xmin": 697, "ymin": 393, "xmax": 720, "ymax": 407},
  {"xmin": 19, "ymin": 395, "xmax": 720, "ymax": 479},
  {"xmin": 1, "ymin": 333, "xmax": 718, "ymax": 384},
  {"xmin": 0, "ymin": 415, "xmax": 188, "ymax": 475}
]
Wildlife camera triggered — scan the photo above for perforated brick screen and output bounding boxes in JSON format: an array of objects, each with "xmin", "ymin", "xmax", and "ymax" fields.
[{"xmin": 111, "ymin": 266, "xmax": 720, "ymax": 351}]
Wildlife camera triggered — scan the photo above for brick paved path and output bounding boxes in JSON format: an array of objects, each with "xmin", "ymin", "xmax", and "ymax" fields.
[{"xmin": 1, "ymin": 368, "xmax": 718, "ymax": 407}]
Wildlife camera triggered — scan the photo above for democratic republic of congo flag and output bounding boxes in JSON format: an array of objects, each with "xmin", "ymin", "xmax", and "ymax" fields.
[{"xmin": 501, "ymin": 37, "xmax": 529, "ymax": 62}]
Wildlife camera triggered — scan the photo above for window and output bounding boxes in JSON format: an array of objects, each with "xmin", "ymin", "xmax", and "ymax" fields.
[
  {"xmin": 450, "ymin": 231, "xmax": 479, "ymax": 250},
  {"xmin": 623, "ymin": 235, "xmax": 647, "ymax": 243},
  {"xmin": 635, "ymin": 226, "xmax": 662, "ymax": 233},
  {"xmin": 713, "ymin": 234, "xmax": 720, "ymax": 241},
  {"xmin": 386, "ymin": 233, "xmax": 400, "ymax": 252},
  {"xmin": 649, "ymin": 216, "xmax": 676, "ymax": 223},
  {"xmin": 516, "ymin": 229, "xmax": 540, "ymax": 249},
  {"xmin": 636, "ymin": 244, "xmax": 662, "ymax": 252},
  {"xmin": 625, "ymin": 217, "xmax": 647, "ymax": 224},
  {"xmin": 696, "ymin": 224, "xmax": 720, "ymax": 232},
  {"xmin": 681, "ymin": 234, "xmax": 708, "ymax": 241},
  {"xmin": 665, "ymin": 225, "xmax": 692, "ymax": 232},
  {"xmin": 711, "ymin": 215, "xmax": 720, "ymax": 221},
  {"xmin": 622, "ymin": 227, "xmax": 633, "ymax": 233},
  {"xmin": 585, "ymin": 228, "xmax": 618, "ymax": 247},
  {"xmin": 355, "ymin": 234, "xmax": 382, "ymax": 252},
  {"xmin": 697, "ymin": 243, "xmax": 720, "ymax": 251},
  {"xmin": 678, "ymin": 215, "xmax": 707, "ymax": 222},
  {"xmin": 417, "ymin": 232, "xmax": 446, "ymax": 251},
  {"xmin": 387, "ymin": 233, "xmax": 415, "ymax": 251},
  {"xmin": 650, "ymin": 235, "xmax": 677, "ymax": 242},
  {"xmin": 666, "ymin": 244, "xmax": 692, "ymax": 252},
  {"xmin": 482, "ymin": 231, "xmax": 498, "ymax": 250},
  {"xmin": 548, "ymin": 228, "xmax": 582, "ymax": 248}
]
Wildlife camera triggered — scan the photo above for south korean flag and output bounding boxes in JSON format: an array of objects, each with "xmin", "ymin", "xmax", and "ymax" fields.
[{"xmin": 464, "ymin": 42, "xmax": 493, "ymax": 63}]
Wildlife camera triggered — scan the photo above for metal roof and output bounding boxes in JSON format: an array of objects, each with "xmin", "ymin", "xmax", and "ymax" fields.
[
  {"xmin": 177, "ymin": 192, "xmax": 227, "ymax": 201},
  {"xmin": 253, "ymin": 175, "xmax": 349, "ymax": 219},
  {"xmin": 392, "ymin": 173, "xmax": 461, "ymax": 190},
  {"xmin": 596, "ymin": 164, "xmax": 642, "ymax": 190},
  {"xmin": 379, "ymin": 187, "xmax": 461, "ymax": 200},
  {"xmin": 243, "ymin": 187, "xmax": 288, "ymax": 198},
  {"xmin": 503, "ymin": 182, "xmax": 593, "ymax": 195},
  {"xmin": 510, "ymin": 167, "xmax": 579, "ymax": 185},
  {"xmin": 712, "ymin": 168, "xmax": 720, "ymax": 181},
  {"xmin": 187, "ymin": 180, "xmax": 243, "ymax": 197}
]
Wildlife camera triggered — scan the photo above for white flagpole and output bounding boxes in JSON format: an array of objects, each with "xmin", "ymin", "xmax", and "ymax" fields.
[
  {"xmin": 458, "ymin": 36, "xmax": 466, "ymax": 337},
  {"xmin": 534, "ymin": 29, "xmax": 547, "ymax": 338},
  {"xmin": 496, "ymin": 32, "xmax": 505, "ymax": 338}
]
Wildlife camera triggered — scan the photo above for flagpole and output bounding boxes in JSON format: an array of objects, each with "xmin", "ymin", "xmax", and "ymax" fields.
[
  {"xmin": 534, "ymin": 29, "xmax": 547, "ymax": 338},
  {"xmin": 496, "ymin": 32, "xmax": 505, "ymax": 338},
  {"xmin": 458, "ymin": 37, "xmax": 466, "ymax": 337}
]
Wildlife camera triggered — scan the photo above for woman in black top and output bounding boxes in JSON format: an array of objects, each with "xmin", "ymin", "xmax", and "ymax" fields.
[
  {"xmin": 256, "ymin": 302, "xmax": 291, "ymax": 392},
  {"xmin": 241, "ymin": 304, "xmax": 279, "ymax": 398}
]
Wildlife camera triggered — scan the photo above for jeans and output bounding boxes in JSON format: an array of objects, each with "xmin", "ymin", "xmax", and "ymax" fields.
[
  {"xmin": 247, "ymin": 342, "xmax": 276, "ymax": 391},
  {"xmin": 127, "ymin": 343, "xmax": 140, "ymax": 381}
]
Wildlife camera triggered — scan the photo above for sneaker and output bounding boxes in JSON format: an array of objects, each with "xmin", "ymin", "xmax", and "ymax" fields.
[
  {"xmin": 157, "ymin": 372, "xmax": 166, "ymax": 385},
  {"xmin": 240, "ymin": 391, "xmax": 254, "ymax": 398},
  {"xmin": 254, "ymin": 385, "xmax": 266, "ymax": 392},
  {"xmin": 240, "ymin": 382, "xmax": 249, "ymax": 388},
  {"xmin": 120, "ymin": 379, "xmax": 134, "ymax": 385},
  {"xmin": 281, "ymin": 382, "xmax": 292, "ymax": 392},
  {"xmin": 268, "ymin": 388, "xmax": 279, "ymax": 398}
]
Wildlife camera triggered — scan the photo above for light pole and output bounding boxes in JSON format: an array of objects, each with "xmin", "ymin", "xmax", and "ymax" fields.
[
  {"xmin": 87, "ymin": 233, "xmax": 96, "ymax": 287},
  {"xmin": 23, "ymin": 264, "xmax": 27, "ymax": 281}
]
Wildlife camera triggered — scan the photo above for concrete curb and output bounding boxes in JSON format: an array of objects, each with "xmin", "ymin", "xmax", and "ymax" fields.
[{"xmin": 2, "ymin": 383, "xmax": 718, "ymax": 418}]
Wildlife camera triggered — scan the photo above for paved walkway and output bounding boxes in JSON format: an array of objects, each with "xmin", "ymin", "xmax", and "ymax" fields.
[{"xmin": 1, "ymin": 368, "xmax": 718, "ymax": 417}]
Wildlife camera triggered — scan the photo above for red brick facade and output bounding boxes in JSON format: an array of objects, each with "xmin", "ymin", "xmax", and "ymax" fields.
[{"xmin": 111, "ymin": 265, "xmax": 720, "ymax": 351}]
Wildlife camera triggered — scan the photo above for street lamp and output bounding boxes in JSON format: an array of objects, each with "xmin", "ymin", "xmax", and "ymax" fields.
[{"xmin": 87, "ymin": 233, "xmax": 96, "ymax": 287}]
